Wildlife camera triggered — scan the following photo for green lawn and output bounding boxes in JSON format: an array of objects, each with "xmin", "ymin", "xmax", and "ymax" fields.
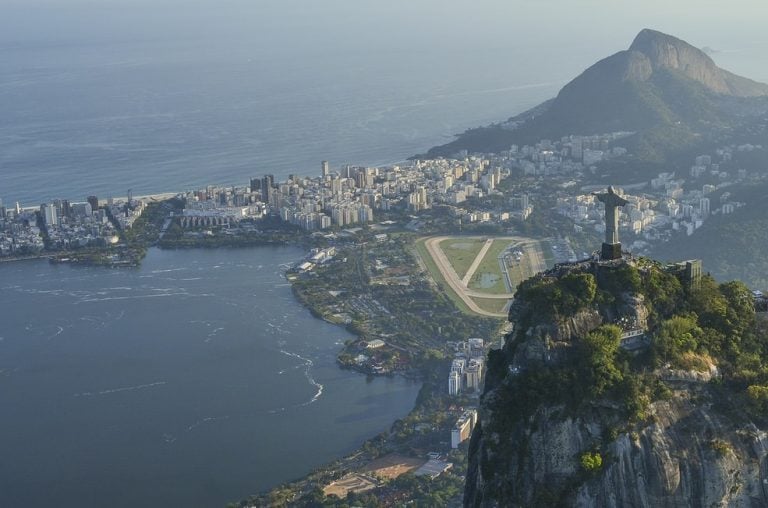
[
  {"xmin": 439, "ymin": 238, "xmax": 487, "ymax": 279},
  {"xmin": 467, "ymin": 239, "xmax": 513, "ymax": 294}
]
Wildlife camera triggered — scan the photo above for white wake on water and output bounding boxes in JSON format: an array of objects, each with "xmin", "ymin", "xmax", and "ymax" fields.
[
  {"xmin": 46, "ymin": 326, "xmax": 65, "ymax": 340},
  {"xmin": 279, "ymin": 349, "xmax": 324, "ymax": 407},
  {"xmin": 74, "ymin": 381, "xmax": 167, "ymax": 397}
]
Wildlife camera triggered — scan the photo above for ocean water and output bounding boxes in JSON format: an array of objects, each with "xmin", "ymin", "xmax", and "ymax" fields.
[
  {"xmin": 0, "ymin": 40, "xmax": 568, "ymax": 206},
  {"xmin": 0, "ymin": 247, "xmax": 419, "ymax": 507}
]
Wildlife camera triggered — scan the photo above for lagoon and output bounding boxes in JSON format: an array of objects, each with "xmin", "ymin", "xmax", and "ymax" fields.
[{"xmin": 0, "ymin": 247, "xmax": 419, "ymax": 507}]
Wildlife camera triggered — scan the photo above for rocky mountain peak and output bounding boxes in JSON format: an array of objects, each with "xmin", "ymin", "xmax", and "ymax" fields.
[{"xmin": 625, "ymin": 28, "xmax": 730, "ymax": 92}]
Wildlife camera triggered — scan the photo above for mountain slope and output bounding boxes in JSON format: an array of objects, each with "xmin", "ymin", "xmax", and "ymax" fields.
[
  {"xmin": 465, "ymin": 259, "xmax": 768, "ymax": 507},
  {"xmin": 424, "ymin": 30, "xmax": 768, "ymax": 161}
]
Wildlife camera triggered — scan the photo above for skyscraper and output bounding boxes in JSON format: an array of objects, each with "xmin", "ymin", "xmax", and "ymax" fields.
[
  {"xmin": 61, "ymin": 199, "xmax": 71, "ymax": 219},
  {"xmin": 321, "ymin": 160, "xmax": 329, "ymax": 179},
  {"xmin": 87, "ymin": 196, "xmax": 99, "ymax": 211},
  {"xmin": 43, "ymin": 203, "xmax": 58, "ymax": 226},
  {"xmin": 261, "ymin": 175, "xmax": 275, "ymax": 202},
  {"xmin": 449, "ymin": 371, "xmax": 461, "ymax": 396}
]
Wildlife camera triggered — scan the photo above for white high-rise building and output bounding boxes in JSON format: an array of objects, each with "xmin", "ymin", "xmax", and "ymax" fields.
[
  {"xmin": 43, "ymin": 203, "xmax": 58, "ymax": 226},
  {"xmin": 448, "ymin": 371, "xmax": 462, "ymax": 396},
  {"xmin": 699, "ymin": 197, "xmax": 710, "ymax": 217}
]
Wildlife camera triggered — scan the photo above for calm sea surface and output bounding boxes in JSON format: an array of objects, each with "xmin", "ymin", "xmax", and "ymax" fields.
[
  {"xmin": 0, "ymin": 41, "xmax": 569, "ymax": 206},
  {"xmin": 0, "ymin": 247, "xmax": 419, "ymax": 507}
]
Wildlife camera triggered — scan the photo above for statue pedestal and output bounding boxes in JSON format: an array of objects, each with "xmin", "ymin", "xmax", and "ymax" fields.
[{"xmin": 601, "ymin": 243, "xmax": 622, "ymax": 261}]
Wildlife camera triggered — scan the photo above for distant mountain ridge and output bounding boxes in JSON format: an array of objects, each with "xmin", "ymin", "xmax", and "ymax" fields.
[{"xmin": 423, "ymin": 29, "xmax": 768, "ymax": 161}]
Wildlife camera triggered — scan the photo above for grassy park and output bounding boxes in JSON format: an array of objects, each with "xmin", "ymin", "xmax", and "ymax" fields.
[
  {"xmin": 438, "ymin": 238, "xmax": 487, "ymax": 279},
  {"xmin": 467, "ymin": 239, "xmax": 513, "ymax": 294}
]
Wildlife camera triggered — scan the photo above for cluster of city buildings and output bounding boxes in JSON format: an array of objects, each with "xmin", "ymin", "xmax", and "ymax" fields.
[
  {"xmin": 175, "ymin": 155, "xmax": 530, "ymax": 232},
  {"xmin": 0, "ymin": 195, "xmax": 146, "ymax": 256},
  {"xmin": 0, "ymin": 200, "xmax": 44, "ymax": 256},
  {"xmin": 448, "ymin": 338, "xmax": 485, "ymax": 395},
  {"xmin": 557, "ymin": 148, "xmax": 755, "ymax": 255},
  {"xmin": 175, "ymin": 186, "xmax": 265, "ymax": 229},
  {"xmin": 484, "ymin": 131, "xmax": 634, "ymax": 178}
]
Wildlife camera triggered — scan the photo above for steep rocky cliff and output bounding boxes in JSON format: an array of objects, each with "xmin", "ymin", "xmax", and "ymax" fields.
[{"xmin": 465, "ymin": 258, "xmax": 768, "ymax": 507}]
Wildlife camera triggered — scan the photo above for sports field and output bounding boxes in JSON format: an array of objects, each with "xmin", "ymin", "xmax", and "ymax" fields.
[{"xmin": 418, "ymin": 236, "xmax": 552, "ymax": 318}]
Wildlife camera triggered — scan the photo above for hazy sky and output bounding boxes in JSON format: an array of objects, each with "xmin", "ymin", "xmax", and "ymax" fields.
[
  {"xmin": 2, "ymin": 0, "xmax": 767, "ymax": 54},
  {"xmin": 2, "ymin": 1, "xmax": 767, "ymax": 92}
]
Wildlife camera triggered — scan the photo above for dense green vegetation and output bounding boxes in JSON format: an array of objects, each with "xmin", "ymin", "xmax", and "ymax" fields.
[
  {"xmin": 579, "ymin": 452, "xmax": 603, "ymax": 472},
  {"xmin": 515, "ymin": 271, "xmax": 597, "ymax": 322},
  {"xmin": 493, "ymin": 259, "xmax": 768, "ymax": 431}
]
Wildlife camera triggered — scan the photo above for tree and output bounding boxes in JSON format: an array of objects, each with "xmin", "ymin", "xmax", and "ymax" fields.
[
  {"xmin": 580, "ymin": 325, "xmax": 623, "ymax": 397},
  {"xmin": 580, "ymin": 451, "xmax": 603, "ymax": 471},
  {"xmin": 747, "ymin": 385, "xmax": 768, "ymax": 414},
  {"xmin": 653, "ymin": 315, "xmax": 702, "ymax": 364}
]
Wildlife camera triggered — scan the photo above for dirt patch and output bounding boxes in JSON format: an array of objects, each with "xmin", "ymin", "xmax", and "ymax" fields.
[
  {"xmin": 323, "ymin": 473, "xmax": 378, "ymax": 498},
  {"xmin": 361, "ymin": 453, "xmax": 426, "ymax": 480}
]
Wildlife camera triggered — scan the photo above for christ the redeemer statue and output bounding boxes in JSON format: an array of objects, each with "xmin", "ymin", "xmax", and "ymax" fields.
[{"xmin": 594, "ymin": 186, "xmax": 628, "ymax": 261}]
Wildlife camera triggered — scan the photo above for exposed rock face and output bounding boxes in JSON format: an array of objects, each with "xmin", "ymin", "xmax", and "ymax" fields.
[
  {"xmin": 628, "ymin": 29, "xmax": 729, "ymax": 92},
  {"xmin": 466, "ymin": 365, "xmax": 768, "ymax": 508},
  {"xmin": 627, "ymin": 29, "xmax": 768, "ymax": 97},
  {"xmin": 510, "ymin": 308, "xmax": 602, "ymax": 368},
  {"xmin": 572, "ymin": 395, "xmax": 765, "ymax": 507}
]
